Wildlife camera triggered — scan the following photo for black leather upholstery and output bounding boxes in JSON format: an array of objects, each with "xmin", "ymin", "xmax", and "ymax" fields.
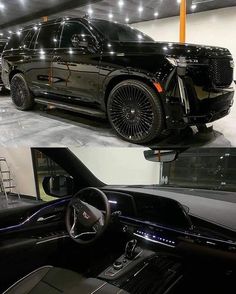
[{"xmin": 3, "ymin": 266, "xmax": 128, "ymax": 294}]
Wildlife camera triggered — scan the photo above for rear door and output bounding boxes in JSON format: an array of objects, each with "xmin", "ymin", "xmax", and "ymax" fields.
[
  {"xmin": 25, "ymin": 23, "xmax": 62, "ymax": 95},
  {"xmin": 52, "ymin": 21, "xmax": 101, "ymax": 104}
]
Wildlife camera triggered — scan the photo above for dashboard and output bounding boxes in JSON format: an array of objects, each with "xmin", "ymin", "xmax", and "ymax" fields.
[
  {"xmin": 0, "ymin": 188, "xmax": 235, "ymax": 261},
  {"xmin": 102, "ymin": 189, "xmax": 236, "ymax": 257}
]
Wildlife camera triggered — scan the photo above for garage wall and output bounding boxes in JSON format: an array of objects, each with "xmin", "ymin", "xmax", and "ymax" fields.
[
  {"xmin": 132, "ymin": 6, "xmax": 236, "ymax": 79},
  {"xmin": 0, "ymin": 147, "xmax": 37, "ymax": 197},
  {"xmin": 70, "ymin": 147, "xmax": 161, "ymax": 185}
]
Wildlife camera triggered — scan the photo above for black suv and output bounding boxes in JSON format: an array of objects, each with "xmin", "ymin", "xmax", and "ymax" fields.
[
  {"xmin": 1, "ymin": 17, "xmax": 234, "ymax": 143},
  {"xmin": 0, "ymin": 39, "xmax": 8, "ymax": 90}
]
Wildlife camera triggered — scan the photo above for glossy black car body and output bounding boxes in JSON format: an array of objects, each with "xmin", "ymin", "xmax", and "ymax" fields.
[
  {"xmin": 0, "ymin": 39, "xmax": 8, "ymax": 87},
  {"xmin": 1, "ymin": 17, "xmax": 235, "ymax": 143}
]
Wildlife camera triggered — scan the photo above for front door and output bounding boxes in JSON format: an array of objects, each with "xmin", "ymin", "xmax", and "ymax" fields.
[
  {"xmin": 25, "ymin": 23, "xmax": 62, "ymax": 95},
  {"xmin": 52, "ymin": 21, "xmax": 101, "ymax": 105}
]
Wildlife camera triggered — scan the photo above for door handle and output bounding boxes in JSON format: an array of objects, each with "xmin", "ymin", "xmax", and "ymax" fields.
[
  {"xmin": 53, "ymin": 56, "xmax": 63, "ymax": 62},
  {"xmin": 24, "ymin": 56, "xmax": 32, "ymax": 61},
  {"xmin": 37, "ymin": 215, "xmax": 57, "ymax": 222}
]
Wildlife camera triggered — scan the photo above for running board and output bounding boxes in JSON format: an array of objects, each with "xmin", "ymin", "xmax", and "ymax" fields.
[{"xmin": 34, "ymin": 98, "xmax": 106, "ymax": 119}]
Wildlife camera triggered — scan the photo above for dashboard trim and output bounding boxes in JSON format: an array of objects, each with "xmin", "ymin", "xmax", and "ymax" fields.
[
  {"xmin": 120, "ymin": 215, "xmax": 236, "ymax": 247},
  {"xmin": 133, "ymin": 232, "xmax": 175, "ymax": 248}
]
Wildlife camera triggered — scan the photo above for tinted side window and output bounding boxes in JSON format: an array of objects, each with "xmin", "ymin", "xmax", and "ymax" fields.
[
  {"xmin": 35, "ymin": 24, "xmax": 61, "ymax": 49},
  {"xmin": 60, "ymin": 22, "xmax": 91, "ymax": 48},
  {"xmin": 21, "ymin": 29, "xmax": 36, "ymax": 49},
  {"xmin": 5, "ymin": 30, "xmax": 28, "ymax": 50}
]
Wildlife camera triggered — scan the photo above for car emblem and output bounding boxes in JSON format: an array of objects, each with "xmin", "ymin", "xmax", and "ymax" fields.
[{"xmin": 83, "ymin": 211, "xmax": 90, "ymax": 219}]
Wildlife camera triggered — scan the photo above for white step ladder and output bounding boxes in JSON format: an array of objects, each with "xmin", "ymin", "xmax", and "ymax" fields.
[{"xmin": 0, "ymin": 157, "xmax": 21, "ymax": 202}]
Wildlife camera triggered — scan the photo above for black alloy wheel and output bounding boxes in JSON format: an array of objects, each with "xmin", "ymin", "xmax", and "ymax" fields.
[
  {"xmin": 107, "ymin": 79, "xmax": 164, "ymax": 144},
  {"xmin": 11, "ymin": 73, "xmax": 34, "ymax": 110}
]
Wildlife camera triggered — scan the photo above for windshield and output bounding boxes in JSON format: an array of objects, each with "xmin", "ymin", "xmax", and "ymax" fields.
[
  {"xmin": 70, "ymin": 147, "xmax": 236, "ymax": 193},
  {"xmin": 91, "ymin": 19, "xmax": 154, "ymax": 42}
]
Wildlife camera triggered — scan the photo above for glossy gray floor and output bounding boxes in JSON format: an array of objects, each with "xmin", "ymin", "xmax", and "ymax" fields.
[
  {"xmin": 0, "ymin": 96, "xmax": 133, "ymax": 147},
  {"xmin": 0, "ymin": 95, "xmax": 235, "ymax": 147}
]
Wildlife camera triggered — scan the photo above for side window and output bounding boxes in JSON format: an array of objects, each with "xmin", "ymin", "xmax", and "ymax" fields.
[
  {"xmin": 20, "ymin": 29, "xmax": 36, "ymax": 49},
  {"xmin": 60, "ymin": 22, "xmax": 91, "ymax": 48},
  {"xmin": 5, "ymin": 30, "xmax": 28, "ymax": 50},
  {"xmin": 32, "ymin": 149, "xmax": 74, "ymax": 202},
  {"xmin": 35, "ymin": 23, "xmax": 61, "ymax": 49}
]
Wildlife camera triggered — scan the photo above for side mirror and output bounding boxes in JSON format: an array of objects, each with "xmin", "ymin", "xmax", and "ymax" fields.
[
  {"xmin": 144, "ymin": 150, "xmax": 178, "ymax": 163},
  {"xmin": 42, "ymin": 175, "xmax": 74, "ymax": 198},
  {"xmin": 71, "ymin": 34, "xmax": 96, "ymax": 48}
]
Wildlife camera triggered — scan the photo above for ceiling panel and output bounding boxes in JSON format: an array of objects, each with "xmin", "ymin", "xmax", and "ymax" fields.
[{"xmin": 1, "ymin": 0, "xmax": 236, "ymax": 36}]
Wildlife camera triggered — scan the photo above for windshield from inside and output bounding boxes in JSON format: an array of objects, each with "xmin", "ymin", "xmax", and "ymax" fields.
[
  {"xmin": 90, "ymin": 19, "xmax": 154, "ymax": 42},
  {"xmin": 70, "ymin": 147, "xmax": 236, "ymax": 193}
]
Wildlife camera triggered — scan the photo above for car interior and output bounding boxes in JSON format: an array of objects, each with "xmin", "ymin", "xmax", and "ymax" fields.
[{"xmin": 0, "ymin": 148, "xmax": 235, "ymax": 294}]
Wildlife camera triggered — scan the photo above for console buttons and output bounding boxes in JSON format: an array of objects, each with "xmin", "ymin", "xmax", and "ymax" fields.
[
  {"xmin": 105, "ymin": 268, "xmax": 117, "ymax": 277},
  {"xmin": 113, "ymin": 261, "xmax": 123, "ymax": 270}
]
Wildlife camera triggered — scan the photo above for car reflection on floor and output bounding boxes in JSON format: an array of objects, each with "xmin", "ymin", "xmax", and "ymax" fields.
[{"xmin": 0, "ymin": 95, "xmax": 234, "ymax": 147}]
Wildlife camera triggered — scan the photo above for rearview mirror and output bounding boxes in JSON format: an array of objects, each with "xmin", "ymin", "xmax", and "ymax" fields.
[
  {"xmin": 71, "ymin": 34, "xmax": 96, "ymax": 48},
  {"xmin": 42, "ymin": 175, "xmax": 74, "ymax": 198},
  {"xmin": 144, "ymin": 150, "xmax": 178, "ymax": 163}
]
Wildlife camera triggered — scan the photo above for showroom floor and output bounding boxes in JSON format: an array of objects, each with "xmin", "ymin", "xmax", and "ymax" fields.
[{"xmin": 0, "ymin": 95, "xmax": 235, "ymax": 147}]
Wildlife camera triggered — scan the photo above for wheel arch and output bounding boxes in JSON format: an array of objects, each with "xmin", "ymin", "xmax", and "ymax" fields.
[
  {"xmin": 103, "ymin": 74, "xmax": 164, "ymax": 109},
  {"xmin": 9, "ymin": 69, "xmax": 24, "ymax": 83}
]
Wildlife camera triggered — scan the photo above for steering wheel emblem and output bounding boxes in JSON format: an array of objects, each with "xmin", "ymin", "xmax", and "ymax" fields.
[
  {"xmin": 83, "ymin": 211, "xmax": 90, "ymax": 219},
  {"xmin": 66, "ymin": 187, "xmax": 111, "ymax": 244}
]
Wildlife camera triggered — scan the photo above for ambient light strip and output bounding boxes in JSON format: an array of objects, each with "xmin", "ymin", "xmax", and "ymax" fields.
[
  {"xmin": 133, "ymin": 232, "xmax": 175, "ymax": 248},
  {"xmin": 0, "ymin": 199, "xmax": 70, "ymax": 233},
  {"xmin": 121, "ymin": 215, "xmax": 236, "ymax": 247}
]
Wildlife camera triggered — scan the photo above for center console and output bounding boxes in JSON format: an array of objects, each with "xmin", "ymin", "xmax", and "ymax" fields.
[{"xmin": 98, "ymin": 239, "xmax": 183, "ymax": 294}]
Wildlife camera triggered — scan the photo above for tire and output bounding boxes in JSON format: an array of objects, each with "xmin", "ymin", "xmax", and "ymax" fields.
[
  {"xmin": 10, "ymin": 73, "xmax": 34, "ymax": 110},
  {"xmin": 107, "ymin": 79, "xmax": 164, "ymax": 144}
]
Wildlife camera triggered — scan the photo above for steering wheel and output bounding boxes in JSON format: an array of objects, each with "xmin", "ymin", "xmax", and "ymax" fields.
[{"xmin": 65, "ymin": 187, "xmax": 111, "ymax": 244}]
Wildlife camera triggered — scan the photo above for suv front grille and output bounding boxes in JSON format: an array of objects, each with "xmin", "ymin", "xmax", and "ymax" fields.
[{"xmin": 209, "ymin": 58, "xmax": 233, "ymax": 88}]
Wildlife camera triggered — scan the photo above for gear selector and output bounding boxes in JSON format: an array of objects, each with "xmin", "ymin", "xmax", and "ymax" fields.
[{"xmin": 125, "ymin": 239, "xmax": 139, "ymax": 260}]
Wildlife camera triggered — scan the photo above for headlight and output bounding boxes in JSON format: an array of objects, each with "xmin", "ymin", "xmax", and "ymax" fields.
[{"xmin": 166, "ymin": 56, "xmax": 198, "ymax": 67}]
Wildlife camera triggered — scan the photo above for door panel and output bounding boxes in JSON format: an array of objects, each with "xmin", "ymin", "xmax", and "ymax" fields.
[
  {"xmin": 25, "ymin": 23, "xmax": 62, "ymax": 95},
  {"xmin": 0, "ymin": 198, "xmax": 69, "ymax": 293},
  {"xmin": 52, "ymin": 21, "xmax": 101, "ymax": 104}
]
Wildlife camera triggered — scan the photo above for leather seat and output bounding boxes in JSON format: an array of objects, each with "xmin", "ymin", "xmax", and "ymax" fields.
[{"xmin": 3, "ymin": 266, "xmax": 128, "ymax": 294}]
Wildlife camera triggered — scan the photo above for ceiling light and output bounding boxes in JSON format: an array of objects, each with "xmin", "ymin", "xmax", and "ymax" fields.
[
  {"xmin": 118, "ymin": 0, "xmax": 124, "ymax": 7},
  {"xmin": 154, "ymin": 12, "xmax": 159, "ymax": 17},
  {"xmin": 138, "ymin": 6, "xmax": 143, "ymax": 13},
  {"xmin": 108, "ymin": 13, "xmax": 113, "ymax": 19},
  {"xmin": 125, "ymin": 17, "xmax": 129, "ymax": 23},
  {"xmin": 88, "ymin": 8, "xmax": 93, "ymax": 15},
  {"xmin": 177, "ymin": 0, "xmax": 181, "ymax": 3},
  {"xmin": 0, "ymin": 3, "xmax": 5, "ymax": 10},
  {"xmin": 191, "ymin": 4, "xmax": 197, "ymax": 10}
]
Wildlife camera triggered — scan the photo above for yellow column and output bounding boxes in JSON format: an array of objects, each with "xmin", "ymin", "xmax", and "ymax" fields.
[
  {"xmin": 179, "ymin": 0, "xmax": 186, "ymax": 43},
  {"xmin": 42, "ymin": 16, "xmax": 48, "ymax": 22}
]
